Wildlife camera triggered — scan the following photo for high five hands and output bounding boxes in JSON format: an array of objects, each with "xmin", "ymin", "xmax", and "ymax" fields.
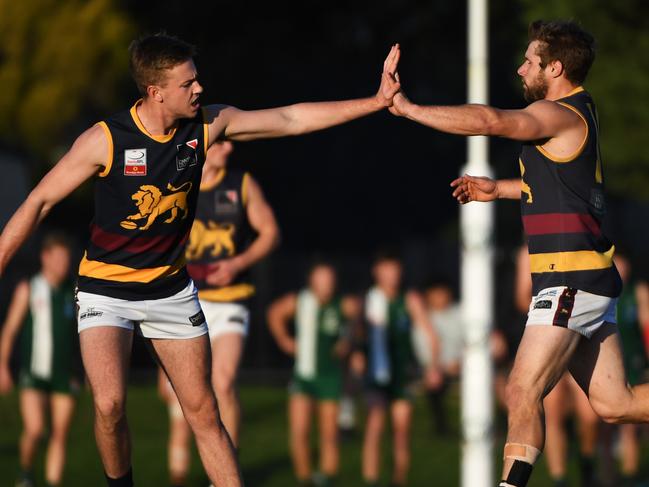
[{"xmin": 376, "ymin": 43, "xmax": 411, "ymax": 115}]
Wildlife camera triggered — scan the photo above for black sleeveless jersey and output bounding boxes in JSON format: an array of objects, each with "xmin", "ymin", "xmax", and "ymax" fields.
[
  {"xmin": 519, "ymin": 87, "xmax": 622, "ymax": 297},
  {"xmin": 185, "ymin": 169, "xmax": 256, "ymax": 302},
  {"xmin": 77, "ymin": 100, "xmax": 208, "ymax": 300}
]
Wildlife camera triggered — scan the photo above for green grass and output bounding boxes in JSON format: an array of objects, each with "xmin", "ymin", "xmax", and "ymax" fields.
[{"xmin": 0, "ymin": 382, "xmax": 643, "ymax": 486}]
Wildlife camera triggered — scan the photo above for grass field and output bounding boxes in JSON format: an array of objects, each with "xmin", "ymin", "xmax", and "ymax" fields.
[{"xmin": 0, "ymin": 381, "xmax": 643, "ymax": 486}]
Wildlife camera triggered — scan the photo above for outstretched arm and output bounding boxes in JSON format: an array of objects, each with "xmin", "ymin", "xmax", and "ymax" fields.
[
  {"xmin": 450, "ymin": 175, "xmax": 521, "ymax": 204},
  {"xmin": 390, "ymin": 92, "xmax": 579, "ymax": 141},
  {"xmin": 206, "ymin": 174, "xmax": 280, "ymax": 286},
  {"xmin": 0, "ymin": 125, "xmax": 108, "ymax": 275},
  {"xmin": 204, "ymin": 45, "xmax": 401, "ymax": 143},
  {"xmin": 406, "ymin": 290, "xmax": 443, "ymax": 388}
]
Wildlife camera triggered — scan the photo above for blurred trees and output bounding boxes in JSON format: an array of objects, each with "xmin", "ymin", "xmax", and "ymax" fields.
[
  {"xmin": 0, "ymin": 0, "xmax": 133, "ymax": 158},
  {"xmin": 519, "ymin": 0, "xmax": 649, "ymax": 197}
]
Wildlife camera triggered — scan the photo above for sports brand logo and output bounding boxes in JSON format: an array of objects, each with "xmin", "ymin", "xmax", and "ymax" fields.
[
  {"xmin": 176, "ymin": 139, "xmax": 198, "ymax": 171},
  {"xmin": 189, "ymin": 310, "xmax": 206, "ymax": 327},
  {"xmin": 533, "ymin": 299, "xmax": 552, "ymax": 310},
  {"xmin": 124, "ymin": 149, "xmax": 147, "ymax": 176}
]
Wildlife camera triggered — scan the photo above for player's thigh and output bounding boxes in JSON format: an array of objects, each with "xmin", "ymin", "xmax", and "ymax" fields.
[
  {"xmin": 50, "ymin": 393, "xmax": 76, "ymax": 437},
  {"xmin": 211, "ymin": 333, "xmax": 245, "ymax": 389},
  {"xmin": 390, "ymin": 400, "xmax": 413, "ymax": 437},
  {"xmin": 507, "ymin": 325, "xmax": 582, "ymax": 404},
  {"xmin": 150, "ymin": 334, "xmax": 214, "ymax": 413},
  {"xmin": 79, "ymin": 326, "xmax": 133, "ymax": 402},
  {"xmin": 20, "ymin": 388, "xmax": 48, "ymax": 434},
  {"xmin": 568, "ymin": 323, "xmax": 630, "ymax": 420}
]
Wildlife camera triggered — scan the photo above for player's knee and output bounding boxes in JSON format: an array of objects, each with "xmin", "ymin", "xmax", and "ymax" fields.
[
  {"xmin": 212, "ymin": 370, "xmax": 236, "ymax": 398},
  {"xmin": 591, "ymin": 398, "xmax": 625, "ymax": 424},
  {"xmin": 23, "ymin": 424, "xmax": 45, "ymax": 442},
  {"xmin": 94, "ymin": 395, "xmax": 126, "ymax": 426}
]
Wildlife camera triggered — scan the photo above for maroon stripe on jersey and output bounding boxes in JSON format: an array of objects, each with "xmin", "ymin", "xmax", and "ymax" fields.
[
  {"xmin": 90, "ymin": 224, "xmax": 189, "ymax": 255},
  {"xmin": 553, "ymin": 287, "xmax": 577, "ymax": 328},
  {"xmin": 522, "ymin": 213, "xmax": 601, "ymax": 237},
  {"xmin": 186, "ymin": 263, "xmax": 211, "ymax": 281}
]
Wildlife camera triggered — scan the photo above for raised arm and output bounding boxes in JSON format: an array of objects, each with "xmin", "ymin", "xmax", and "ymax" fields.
[
  {"xmin": 0, "ymin": 280, "xmax": 30, "ymax": 394},
  {"xmin": 0, "ymin": 125, "xmax": 108, "ymax": 275},
  {"xmin": 203, "ymin": 45, "xmax": 401, "ymax": 143},
  {"xmin": 390, "ymin": 92, "xmax": 580, "ymax": 141},
  {"xmin": 267, "ymin": 293, "xmax": 298, "ymax": 356},
  {"xmin": 206, "ymin": 174, "xmax": 280, "ymax": 286},
  {"xmin": 450, "ymin": 175, "xmax": 522, "ymax": 204}
]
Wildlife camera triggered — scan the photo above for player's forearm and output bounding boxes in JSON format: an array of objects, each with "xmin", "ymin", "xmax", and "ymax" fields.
[
  {"xmin": 401, "ymin": 101, "xmax": 500, "ymax": 136},
  {"xmin": 0, "ymin": 195, "xmax": 50, "ymax": 275},
  {"xmin": 282, "ymin": 96, "xmax": 384, "ymax": 135},
  {"xmin": 496, "ymin": 179, "xmax": 522, "ymax": 199},
  {"xmin": 231, "ymin": 228, "xmax": 280, "ymax": 272}
]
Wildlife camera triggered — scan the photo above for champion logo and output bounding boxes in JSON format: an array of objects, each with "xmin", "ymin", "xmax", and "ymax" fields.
[{"xmin": 124, "ymin": 148, "xmax": 147, "ymax": 176}]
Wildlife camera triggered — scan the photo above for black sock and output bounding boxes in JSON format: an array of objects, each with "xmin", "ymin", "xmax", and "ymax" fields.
[
  {"xmin": 500, "ymin": 459, "xmax": 534, "ymax": 486},
  {"xmin": 579, "ymin": 455, "xmax": 595, "ymax": 486},
  {"xmin": 106, "ymin": 467, "xmax": 133, "ymax": 487}
]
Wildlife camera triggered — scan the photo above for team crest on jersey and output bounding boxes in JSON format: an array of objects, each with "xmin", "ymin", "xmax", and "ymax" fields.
[
  {"xmin": 186, "ymin": 219, "xmax": 236, "ymax": 259},
  {"xmin": 124, "ymin": 149, "xmax": 147, "ymax": 176},
  {"xmin": 176, "ymin": 139, "xmax": 198, "ymax": 171},
  {"xmin": 120, "ymin": 182, "xmax": 192, "ymax": 231}
]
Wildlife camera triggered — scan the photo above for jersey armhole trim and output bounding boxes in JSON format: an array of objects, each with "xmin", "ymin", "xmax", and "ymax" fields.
[
  {"xmin": 202, "ymin": 107, "xmax": 209, "ymax": 158},
  {"xmin": 96, "ymin": 122, "xmax": 113, "ymax": 178},
  {"xmin": 534, "ymin": 103, "xmax": 588, "ymax": 164},
  {"xmin": 242, "ymin": 172, "xmax": 250, "ymax": 207}
]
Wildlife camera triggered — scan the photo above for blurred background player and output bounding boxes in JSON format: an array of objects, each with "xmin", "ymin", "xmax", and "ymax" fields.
[
  {"xmin": 611, "ymin": 253, "xmax": 649, "ymax": 486},
  {"xmin": 267, "ymin": 260, "xmax": 359, "ymax": 487},
  {"xmin": 356, "ymin": 251, "xmax": 442, "ymax": 487},
  {"xmin": 159, "ymin": 139, "xmax": 279, "ymax": 486},
  {"xmin": 412, "ymin": 277, "xmax": 463, "ymax": 436},
  {"xmin": 0, "ymin": 233, "xmax": 82, "ymax": 487},
  {"xmin": 515, "ymin": 244, "xmax": 600, "ymax": 487}
]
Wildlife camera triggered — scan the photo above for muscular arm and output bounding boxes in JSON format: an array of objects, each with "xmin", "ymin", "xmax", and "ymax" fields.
[
  {"xmin": 393, "ymin": 95, "xmax": 579, "ymax": 141},
  {"xmin": 232, "ymin": 175, "xmax": 280, "ymax": 271},
  {"xmin": 0, "ymin": 125, "xmax": 108, "ymax": 275},
  {"xmin": 203, "ymin": 45, "xmax": 401, "ymax": 143},
  {"xmin": 0, "ymin": 280, "xmax": 30, "ymax": 393},
  {"xmin": 267, "ymin": 293, "xmax": 298, "ymax": 356}
]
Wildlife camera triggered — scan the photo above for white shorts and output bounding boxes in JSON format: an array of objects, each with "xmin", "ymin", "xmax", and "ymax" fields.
[
  {"xmin": 526, "ymin": 286, "xmax": 617, "ymax": 339},
  {"xmin": 200, "ymin": 300, "xmax": 250, "ymax": 338},
  {"xmin": 77, "ymin": 281, "xmax": 208, "ymax": 339}
]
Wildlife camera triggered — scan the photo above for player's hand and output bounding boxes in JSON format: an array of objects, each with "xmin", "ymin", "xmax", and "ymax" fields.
[
  {"xmin": 425, "ymin": 366, "xmax": 445, "ymax": 390},
  {"xmin": 206, "ymin": 259, "xmax": 242, "ymax": 287},
  {"xmin": 0, "ymin": 365, "xmax": 14, "ymax": 394},
  {"xmin": 450, "ymin": 174, "xmax": 499, "ymax": 204},
  {"xmin": 350, "ymin": 351, "xmax": 366, "ymax": 376},
  {"xmin": 281, "ymin": 338, "xmax": 297, "ymax": 356},
  {"xmin": 388, "ymin": 89, "xmax": 412, "ymax": 117},
  {"xmin": 376, "ymin": 44, "xmax": 401, "ymax": 108}
]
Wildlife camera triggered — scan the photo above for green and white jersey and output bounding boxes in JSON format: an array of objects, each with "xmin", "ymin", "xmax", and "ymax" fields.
[
  {"xmin": 19, "ymin": 274, "xmax": 81, "ymax": 386},
  {"xmin": 294, "ymin": 290, "xmax": 344, "ymax": 381}
]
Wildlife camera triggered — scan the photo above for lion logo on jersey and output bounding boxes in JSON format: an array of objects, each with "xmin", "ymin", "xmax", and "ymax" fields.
[
  {"xmin": 120, "ymin": 182, "xmax": 192, "ymax": 230},
  {"xmin": 186, "ymin": 220, "xmax": 236, "ymax": 260}
]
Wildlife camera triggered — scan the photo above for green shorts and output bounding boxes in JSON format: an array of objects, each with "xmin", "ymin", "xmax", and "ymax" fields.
[
  {"xmin": 19, "ymin": 370, "xmax": 81, "ymax": 396},
  {"xmin": 290, "ymin": 375, "xmax": 341, "ymax": 401}
]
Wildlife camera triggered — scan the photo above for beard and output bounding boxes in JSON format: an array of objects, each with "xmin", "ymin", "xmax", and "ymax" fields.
[{"xmin": 523, "ymin": 71, "xmax": 548, "ymax": 102}]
